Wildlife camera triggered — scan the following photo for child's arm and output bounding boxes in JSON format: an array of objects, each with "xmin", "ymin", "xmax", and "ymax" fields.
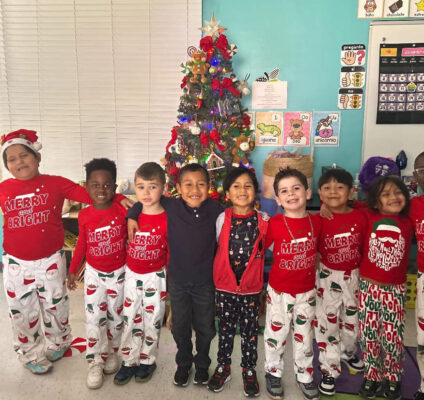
[
  {"xmin": 127, "ymin": 202, "xmax": 143, "ymax": 241},
  {"xmin": 67, "ymin": 214, "xmax": 87, "ymax": 291}
]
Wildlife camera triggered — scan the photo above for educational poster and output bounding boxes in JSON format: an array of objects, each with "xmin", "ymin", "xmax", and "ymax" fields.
[
  {"xmin": 255, "ymin": 111, "xmax": 283, "ymax": 146},
  {"xmin": 358, "ymin": 0, "xmax": 384, "ymax": 18},
  {"xmin": 338, "ymin": 89, "xmax": 363, "ymax": 109},
  {"xmin": 383, "ymin": 0, "xmax": 410, "ymax": 17},
  {"xmin": 340, "ymin": 66, "xmax": 366, "ymax": 88},
  {"xmin": 410, "ymin": 0, "xmax": 424, "ymax": 17},
  {"xmin": 377, "ymin": 43, "xmax": 424, "ymax": 124},
  {"xmin": 252, "ymin": 81, "xmax": 287, "ymax": 110},
  {"xmin": 312, "ymin": 112, "xmax": 341, "ymax": 147},
  {"xmin": 282, "ymin": 112, "xmax": 311, "ymax": 147},
  {"xmin": 341, "ymin": 45, "xmax": 367, "ymax": 67}
]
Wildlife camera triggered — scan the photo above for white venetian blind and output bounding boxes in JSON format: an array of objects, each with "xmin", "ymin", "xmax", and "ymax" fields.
[{"xmin": 0, "ymin": 0, "xmax": 201, "ymax": 182}]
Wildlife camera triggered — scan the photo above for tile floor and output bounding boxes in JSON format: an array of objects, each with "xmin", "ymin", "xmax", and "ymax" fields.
[{"xmin": 0, "ymin": 274, "xmax": 417, "ymax": 400}]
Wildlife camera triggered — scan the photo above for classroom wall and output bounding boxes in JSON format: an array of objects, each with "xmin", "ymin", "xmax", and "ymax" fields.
[{"xmin": 203, "ymin": 0, "xmax": 371, "ymax": 192}]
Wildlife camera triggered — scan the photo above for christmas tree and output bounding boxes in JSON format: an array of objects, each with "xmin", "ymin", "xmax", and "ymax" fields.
[{"xmin": 162, "ymin": 14, "xmax": 254, "ymax": 203}]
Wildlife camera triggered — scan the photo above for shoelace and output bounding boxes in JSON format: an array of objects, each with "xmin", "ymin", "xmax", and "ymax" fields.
[
  {"xmin": 302, "ymin": 381, "xmax": 317, "ymax": 390},
  {"xmin": 322, "ymin": 375, "xmax": 334, "ymax": 384},
  {"xmin": 268, "ymin": 375, "xmax": 281, "ymax": 388}
]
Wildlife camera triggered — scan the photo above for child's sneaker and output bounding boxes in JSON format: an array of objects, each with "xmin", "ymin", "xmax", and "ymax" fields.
[
  {"xmin": 114, "ymin": 365, "xmax": 136, "ymax": 385},
  {"xmin": 296, "ymin": 380, "xmax": 320, "ymax": 400},
  {"xmin": 242, "ymin": 368, "xmax": 259, "ymax": 397},
  {"xmin": 265, "ymin": 373, "xmax": 283, "ymax": 400},
  {"xmin": 104, "ymin": 352, "xmax": 120, "ymax": 374},
  {"xmin": 415, "ymin": 391, "xmax": 424, "ymax": 400},
  {"xmin": 384, "ymin": 380, "xmax": 401, "ymax": 400},
  {"xmin": 46, "ymin": 346, "xmax": 69, "ymax": 362},
  {"xmin": 358, "ymin": 379, "xmax": 383, "ymax": 399},
  {"xmin": 173, "ymin": 365, "xmax": 191, "ymax": 387},
  {"xmin": 135, "ymin": 363, "xmax": 156, "ymax": 383},
  {"xmin": 341, "ymin": 354, "xmax": 365, "ymax": 372},
  {"xmin": 87, "ymin": 363, "xmax": 104, "ymax": 389},
  {"xmin": 319, "ymin": 373, "xmax": 335, "ymax": 396},
  {"xmin": 193, "ymin": 367, "xmax": 209, "ymax": 385},
  {"xmin": 24, "ymin": 359, "xmax": 53, "ymax": 374},
  {"xmin": 207, "ymin": 365, "xmax": 231, "ymax": 392}
]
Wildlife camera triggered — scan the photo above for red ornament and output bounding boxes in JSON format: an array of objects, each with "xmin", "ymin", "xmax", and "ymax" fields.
[
  {"xmin": 209, "ymin": 190, "xmax": 220, "ymax": 201},
  {"xmin": 197, "ymin": 97, "xmax": 203, "ymax": 109}
]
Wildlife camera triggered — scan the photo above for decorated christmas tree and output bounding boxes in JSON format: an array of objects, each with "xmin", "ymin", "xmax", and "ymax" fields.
[{"xmin": 162, "ymin": 14, "xmax": 254, "ymax": 203}]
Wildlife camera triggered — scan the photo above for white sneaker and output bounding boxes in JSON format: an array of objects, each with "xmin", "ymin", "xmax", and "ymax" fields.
[
  {"xmin": 87, "ymin": 364, "xmax": 104, "ymax": 389},
  {"xmin": 104, "ymin": 352, "xmax": 120, "ymax": 375}
]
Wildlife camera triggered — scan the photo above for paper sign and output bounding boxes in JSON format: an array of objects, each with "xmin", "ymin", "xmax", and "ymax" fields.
[
  {"xmin": 255, "ymin": 111, "xmax": 283, "ymax": 146},
  {"xmin": 312, "ymin": 112, "xmax": 341, "ymax": 147},
  {"xmin": 340, "ymin": 66, "xmax": 366, "ymax": 88},
  {"xmin": 283, "ymin": 112, "xmax": 311, "ymax": 147},
  {"xmin": 383, "ymin": 0, "xmax": 410, "ymax": 17},
  {"xmin": 252, "ymin": 81, "xmax": 287, "ymax": 110},
  {"xmin": 357, "ymin": 0, "xmax": 384, "ymax": 17},
  {"xmin": 338, "ymin": 89, "xmax": 363, "ymax": 110},
  {"xmin": 341, "ymin": 45, "xmax": 367, "ymax": 67},
  {"xmin": 410, "ymin": 0, "xmax": 424, "ymax": 16}
]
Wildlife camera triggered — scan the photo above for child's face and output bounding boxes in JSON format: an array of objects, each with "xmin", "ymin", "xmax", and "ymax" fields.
[
  {"xmin": 226, "ymin": 173, "xmax": 256, "ymax": 211},
  {"xmin": 414, "ymin": 156, "xmax": 424, "ymax": 192},
  {"xmin": 176, "ymin": 170, "xmax": 209, "ymax": 208},
  {"xmin": 318, "ymin": 178, "xmax": 353, "ymax": 212},
  {"xmin": 86, "ymin": 170, "xmax": 116, "ymax": 209},
  {"xmin": 275, "ymin": 176, "xmax": 311, "ymax": 215},
  {"xmin": 377, "ymin": 181, "xmax": 406, "ymax": 215},
  {"xmin": 134, "ymin": 176, "xmax": 164, "ymax": 208},
  {"xmin": 5, "ymin": 144, "xmax": 40, "ymax": 181}
]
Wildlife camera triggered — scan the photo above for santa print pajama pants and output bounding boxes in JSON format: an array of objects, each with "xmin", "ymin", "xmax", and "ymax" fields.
[
  {"xmin": 2, "ymin": 250, "xmax": 71, "ymax": 364},
  {"xmin": 315, "ymin": 264, "xmax": 360, "ymax": 378},
  {"xmin": 358, "ymin": 278, "xmax": 405, "ymax": 383},
  {"xmin": 416, "ymin": 272, "xmax": 424, "ymax": 392},
  {"xmin": 264, "ymin": 286, "xmax": 316, "ymax": 383},
  {"xmin": 119, "ymin": 267, "xmax": 167, "ymax": 366},
  {"xmin": 84, "ymin": 263, "xmax": 125, "ymax": 365},
  {"xmin": 215, "ymin": 290, "xmax": 260, "ymax": 369}
]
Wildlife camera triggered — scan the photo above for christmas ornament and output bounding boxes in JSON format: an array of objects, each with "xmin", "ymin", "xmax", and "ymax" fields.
[
  {"xmin": 211, "ymin": 77, "xmax": 240, "ymax": 98},
  {"xmin": 199, "ymin": 13, "xmax": 226, "ymax": 40},
  {"xmin": 205, "ymin": 152, "xmax": 225, "ymax": 171},
  {"xmin": 228, "ymin": 44, "xmax": 238, "ymax": 57},
  {"xmin": 235, "ymin": 73, "xmax": 251, "ymax": 96},
  {"xmin": 209, "ymin": 66, "xmax": 217, "ymax": 75},
  {"xmin": 180, "ymin": 62, "xmax": 190, "ymax": 74},
  {"xmin": 187, "ymin": 47, "xmax": 210, "ymax": 84},
  {"xmin": 232, "ymin": 133, "xmax": 252, "ymax": 167},
  {"xmin": 188, "ymin": 123, "xmax": 201, "ymax": 135},
  {"xmin": 196, "ymin": 93, "xmax": 203, "ymax": 109}
]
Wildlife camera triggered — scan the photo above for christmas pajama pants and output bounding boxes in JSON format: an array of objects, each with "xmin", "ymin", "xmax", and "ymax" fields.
[
  {"xmin": 264, "ymin": 286, "xmax": 316, "ymax": 383},
  {"xmin": 215, "ymin": 290, "xmax": 260, "ymax": 369},
  {"xmin": 358, "ymin": 278, "xmax": 405, "ymax": 383},
  {"xmin": 84, "ymin": 263, "xmax": 125, "ymax": 365},
  {"xmin": 2, "ymin": 250, "xmax": 71, "ymax": 364},
  {"xmin": 315, "ymin": 264, "xmax": 360, "ymax": 378},
  {"xmin": 119, "ymin": 267, "xmax": 167, "ymax": 366},
  {"xmin": 415, "ymin": 272, "xmax": 424, "ymax": 392}
]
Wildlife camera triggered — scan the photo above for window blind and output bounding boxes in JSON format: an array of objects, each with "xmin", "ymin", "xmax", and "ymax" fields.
[{"xmin": 0, "ymin": 0, "xmax": 201, "ymax": 183}]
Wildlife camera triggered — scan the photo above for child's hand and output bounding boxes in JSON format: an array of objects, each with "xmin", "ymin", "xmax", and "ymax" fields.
[
  {"xmin": 259, "ymin": 290, "xmax": 266, "ymax": 316},
  {"xmin": 320, "ymin": 203, "xmax": 333, "ymax": 220},
  {"xmin": 120, "ymin": 197, "xmax": 134, "ymax": 210},
  {"xmin": 67, "ymin": 274, "xmax": 77, "ymax": 291},
  {"xmin": 166, "ymin": 309, "xmax": 172, "ymax": 330},
  {"xmin": 127, "ymin": 219, "xmax": 140, "ymax": 242}
]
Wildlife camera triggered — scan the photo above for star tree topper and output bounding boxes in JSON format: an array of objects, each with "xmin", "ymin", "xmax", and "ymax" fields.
[{"xmin": 200, "ymin": 13, "xmax": 226, "ymax": 39}]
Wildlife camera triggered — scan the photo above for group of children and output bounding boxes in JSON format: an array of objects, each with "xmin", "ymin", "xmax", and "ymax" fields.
[{"xmin": 1, "ymin": 128, "xmax": 424, "ymax": 400}]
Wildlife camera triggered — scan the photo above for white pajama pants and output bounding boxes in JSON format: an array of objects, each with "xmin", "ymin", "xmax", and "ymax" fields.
[
  {"xmin": 416, "ymin": 272, "xmax": 424, "ymax": 392},
  {"xmin": 315, "ymin": 264, "xmax": 360, "ymax": 378},
  {"xmin": 84, "ymin": 263, "xmax": 125, "ymax": 365},
  {"xmin": 264, "ymin": 286, "xmax": 316, "ymax": 383},
  {"xmin": 3, "ymin": 250, "xmax": 71, "ymax": 364},
  {"xmin": 120, "ymin": 267, "xmax": 167, "ymax": 366}
]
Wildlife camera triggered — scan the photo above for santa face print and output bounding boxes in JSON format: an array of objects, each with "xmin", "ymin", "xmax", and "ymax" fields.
[
  {"xmin": 86, "ymin": 169, "xmax": 116, "ymax": 210},
  {"xmin": 275, "ymin": 176, "xmax": 311, "ymax": 217},
  {"xmin": 318, "ymin": 178, "xmax": 353, "ymax": 213},
  {"xmin": 225, "ymin": 173, "xmax": 256, "ymax": 214},
  {"xmin": 377, "ymin": 182, "xmax": 406, "ymax": 215},
  {"xmin": 5, "ymin": 144, "xmax": 40, "ymax": 181}
]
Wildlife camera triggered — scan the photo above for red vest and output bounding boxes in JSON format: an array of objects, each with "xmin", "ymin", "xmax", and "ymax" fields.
[{"xmin": 213, "ymin": 208, "xmax": 268, "ymax": 294}]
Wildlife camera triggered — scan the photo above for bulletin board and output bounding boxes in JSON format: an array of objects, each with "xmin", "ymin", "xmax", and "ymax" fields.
[{"xmin": 362, "ymin": 20, "xmax": 424, "ymax": 175}]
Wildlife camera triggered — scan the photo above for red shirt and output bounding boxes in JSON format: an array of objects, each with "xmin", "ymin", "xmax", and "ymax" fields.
[
  {"xmin": 126, "ymin": 212, "xmax": 168, "ymax": 274},
  {"xmin": 0, "ymin": 174, "xmax": 91, "ymax": 260},
  {"xmin": 410, "ymin": 195, "xmax": 424, "ymax": 273},
  {"xmin": 69, "ymin": 202, "xmax": 128, "ymax": 274},
  {"xmin": 359, "ymin": 209, "xmax": 413, "ymax": 285},
  {"xmin": 265, "ymin": 213, "xmax": 321, "ymax": 295},
  {"xmin": 318, "ymin": 209, "xmax": 366, "ymax": 272}
]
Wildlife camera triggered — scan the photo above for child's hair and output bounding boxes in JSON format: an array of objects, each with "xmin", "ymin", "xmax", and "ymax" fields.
[
  {"xmin": 273, "ymin": 167, "xmax": 308, "ymax": 196},
  {"xmin": 178, "ymin": 163, "xmax": 209, "ymax": 184},
  {"xmin": 2, "ymin": 145, "xmax": 37, "ymax": 167},
  {"xmin": 85, "ymin": 158, "xmax": 117, "ymax": 182},
  {"xmin": 318, "ymin": 168, "xmax": 353, "ymax": 189},
  {"xmin": 135, "ymin": 162, "xmax": 166, "ymax": 185},
  {"xmin": 414, "ymin": 151, "xmax": 424, "ymax": 168},
  {"xmin": 223, "ymin": 166, "xmax": 259, "ymax": 193},
  {"xmin": 367, "ymin": 175, "xmax": 410, "ymax": 216}
]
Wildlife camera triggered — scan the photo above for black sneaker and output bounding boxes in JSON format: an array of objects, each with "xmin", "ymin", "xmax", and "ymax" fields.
[
  {"xmin": 207, "ymin": 365, "xmax": 231, "ymax": 392},
  {"xmin": 113, "ymin": 365, "xmax": 136, "ymax": 385},
  {"xmin": 341, "ymin": 354, "xmax": 365, "ymax": 372},
  {"xmin": 135, "ymin": 363, "xmax": 156, "ymax": 383},
  {"xmin": 242, "ymin": 368, "xmax": 259, "ymax": 397},
  {"xmin": 265, "ymin": 373, "xmax": 283, "ymax": 400},
  {"xmin": 415, "ymin": 391, "xmax": 424, "ymax": 400},
  {"xmin": 173, "ymin": 365, "xmax": 191, "ymax": 387},
  {"xmin": 296, "ymin": 380, "xmax": 320, "ymax": 400},
  {"xmin": 193, "ymin": 367, "xmax": 209, "ymax": 385},
  {"xmin": 359, "ymin": 379, "xmax": 383, "ymax": 399},
  {"xmin": 384, "ymin": 380, "xmax": 401, "ymax": 400},
  {"xmin": 319, "ymin": 373, "xmax": 335, "ymax": 396}
]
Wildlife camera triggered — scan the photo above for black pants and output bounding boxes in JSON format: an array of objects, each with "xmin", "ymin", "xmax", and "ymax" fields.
[
  {"xmin": 168, "ymin": 280, "xmax": 216, "ymax": 369},
  {"xmin": 216, "ymin": 290, "xmax": 260, "ymax": 369}
]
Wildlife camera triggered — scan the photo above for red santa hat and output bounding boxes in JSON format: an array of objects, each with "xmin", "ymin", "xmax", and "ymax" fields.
[{"xmin": 1, "ymin": 129, "xmax": 42, "ymax": 157}]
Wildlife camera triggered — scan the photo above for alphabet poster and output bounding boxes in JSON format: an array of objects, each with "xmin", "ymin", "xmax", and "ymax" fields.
[
  {"xmin": 255, "ymin": 111, "xmax": 283, "ymax": 146},
  {"xmin": 282, "ymin": 112, "xmax": 311, "ymax": 147},
  {"xmin": 312, "ymin": 112, "xmax": 341, "ymax": 147}
]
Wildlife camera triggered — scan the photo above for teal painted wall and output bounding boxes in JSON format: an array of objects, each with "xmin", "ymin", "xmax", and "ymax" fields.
[{"xmin": 203, "ymin": 0, "xmax": 371, "ymax": 193}]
